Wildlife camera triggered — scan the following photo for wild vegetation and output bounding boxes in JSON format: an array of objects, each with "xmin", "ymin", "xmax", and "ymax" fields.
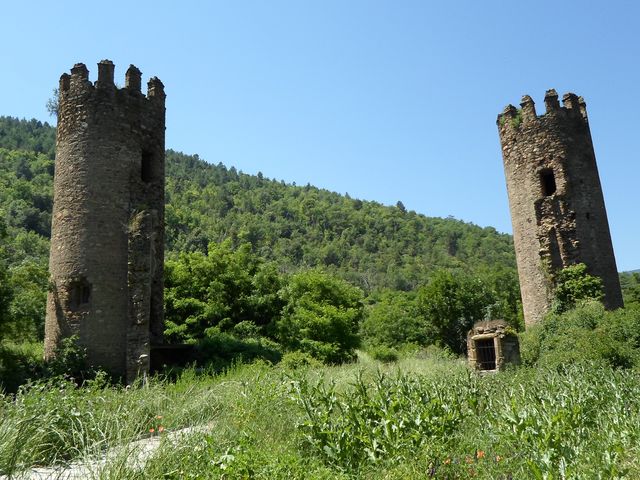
[
  {"xmin": 2, "ymin": 116, "xmax": 640, "ymax": 478},
  {"xmin": 1, "ymin": 354, "xmax": 639, "ymax": 478},
  {"xmin": 0, "ymin": 116, "xmax": 520, "ymax": 377}
]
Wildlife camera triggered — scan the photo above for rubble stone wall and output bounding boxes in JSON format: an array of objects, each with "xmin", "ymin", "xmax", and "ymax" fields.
[
  {"xmin": 498, "ymin": 90, "xmax": 623, "ymax": 326},
  {"xmin": 44, "ymin": 61, "xmax": 165, "ymax": 379}
]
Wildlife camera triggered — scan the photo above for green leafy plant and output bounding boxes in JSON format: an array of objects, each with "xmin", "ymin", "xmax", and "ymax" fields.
[
  {"xmin": 291, "ymin": 369, "xmax": 475, "ymax": 470},
  {"xmin": 44, "ymin": 335, "xmax": 91, "ymax": 380},
  {"xmin": 552, "ymin": 263, "xmax": 604, "ymax": 314}
]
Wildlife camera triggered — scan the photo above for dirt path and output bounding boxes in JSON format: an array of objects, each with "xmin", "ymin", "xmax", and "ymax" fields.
[{"xmin": 2, "ymin": 423, "xmax": 213, "ymax": 480}]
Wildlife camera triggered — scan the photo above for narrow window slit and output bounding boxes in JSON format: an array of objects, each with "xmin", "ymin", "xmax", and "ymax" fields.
[{"xmin": 141, "ymin": 150, "xmax": 154, "ymax": 183}]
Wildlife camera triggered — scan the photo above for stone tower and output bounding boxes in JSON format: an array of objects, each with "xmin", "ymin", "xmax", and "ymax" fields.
[
  {"xmin": 497, "ymin": 90, "xmax": 623, "ymax": 326},
  {"xmin": 44, "ymin": 60, "xmax": 166, "ymax": 381}
]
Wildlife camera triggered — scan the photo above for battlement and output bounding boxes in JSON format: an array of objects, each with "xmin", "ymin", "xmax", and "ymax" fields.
[
  {"xmin": 58, "ymin": 60, "xmax": 164, "ymax": 102},
  {"xmin": 497, "ymin": 89, "xmax": 588, "ymax": 130}
]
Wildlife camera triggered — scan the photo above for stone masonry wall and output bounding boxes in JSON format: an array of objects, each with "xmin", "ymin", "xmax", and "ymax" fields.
[
  {"xmin": 498, "ymin": 90, "xmax": 623, "ymax": 326},
  {"xmin": 44, "ymin": 61, "xmax": 165, "ymax": 379}
]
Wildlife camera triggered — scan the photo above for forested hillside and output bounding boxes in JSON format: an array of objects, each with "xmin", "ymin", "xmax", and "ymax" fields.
[
  {"xmin": 165, "ymin": 150, "xmax": 518, "ymax": 291},
  {"xmin": 0, "ymin": 115, "xmax": 520, "ymax": 349}
]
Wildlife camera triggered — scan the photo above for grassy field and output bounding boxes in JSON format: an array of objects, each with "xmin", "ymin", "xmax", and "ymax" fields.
[{"xmin": 1, "ymin": 351, "xmax": 639, "ymax": 479}]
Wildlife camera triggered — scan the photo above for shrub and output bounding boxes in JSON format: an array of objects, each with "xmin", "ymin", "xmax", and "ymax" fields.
[
  {"xmin": 519, "ymin": 322, "xmax": 543, "ymax": 366},
  {"xmin": 279, "ymin": 351, "xmax": 322, "ymax": 370},
  {"xmin": 521, "ymin": 301, "xmax": 640, "ymax": 369},
  {"xmin": 44, "ymin": 335, "xmax": 91, "ymax": 379},
  {"xmin": 368, "ymin": 345, "xmax": 399, "ymax": 363},
  {"xmin": 276, "ymin": 270, "xmax": 363, "ymax": 364},
  {"xmin": 194, "ymin": 327, "xmax": 283, "ymax": 369},
  {"xmin": 360, "ymin": 290, "xmax": 435, "ymax": 349},
  {"xmin": 552, "ymin": 263, "xmax": 604, "ymax": 314},
  {"xmin": 0, "ymin": 341, "xmax": 43, "ymax": 393},
  {"xmin": 232, "ymin": 320, "xmax": 261, "ymax": 339}
]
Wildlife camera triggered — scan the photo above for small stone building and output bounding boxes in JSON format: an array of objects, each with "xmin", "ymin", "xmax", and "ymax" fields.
[{"xmin": 467, "ymin": 320, "xmax": 520, "ymax": 372}]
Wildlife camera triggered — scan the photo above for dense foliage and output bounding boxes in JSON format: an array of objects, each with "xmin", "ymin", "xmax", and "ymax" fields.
[
  {"xmin": 360, "ymin": 290, "xmax": 429, "ymax": 349},
  {"xmin": 0, "ymin": 116, "xmax": 522, "ymax": 359},
  {"xmin": 520, "ymin": 300, "xmax": 640, "ymax": 369},
  {"xmin": 164, "ymin": 149, "xmax": 518, "ymax": 293},
  {"xmin": 164, "ymin": 242, "xmax": 363, "ymax": 363},
  {"xmin": 360, "ymin": 264, "xmax": 522, "ymax": 355},
  {"xmin": 275, "ymin": 270, "xmax": 364, "ymax": 363},
  {"xmin": 164, "ymin": 241, "xmax": 283, "ymax": 343},
  {"xmin": 0, "ymin": 117, "xmax": 55, "ymax": 159},
  {"xmin": 620, "ymin": 270, "xmax": 640, "ymax": 307},
  {"xmin": 551, "ymin": 262, "xmax": 604, "ymax": 313},
  {"xmin": 0, "ymin": 143, "xmax": 51, "ymax": 339}
]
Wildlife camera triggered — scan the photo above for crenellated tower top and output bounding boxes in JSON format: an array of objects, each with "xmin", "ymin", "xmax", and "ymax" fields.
[
  {"xmin": 58, "ymin": 60, "xmax": 165, "ymax": 104},
  {"xmin": 497, "ymin": 89, "xmax": 588, "ymax": 135}
]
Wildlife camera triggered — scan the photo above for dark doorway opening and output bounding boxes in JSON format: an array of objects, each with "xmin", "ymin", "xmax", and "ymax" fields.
[
  {"xmin": 540, "ymin": 169, "xmax": 557, "ymax": 196},
  {"xmin": 475, "ymin": 339, "xmax": 496, "ymax": 370}
]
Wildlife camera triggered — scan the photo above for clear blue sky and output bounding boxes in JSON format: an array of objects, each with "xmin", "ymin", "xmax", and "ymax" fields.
[{"xmin": 2, "ymin": 1, "xmax": 639, "ymax": 270}]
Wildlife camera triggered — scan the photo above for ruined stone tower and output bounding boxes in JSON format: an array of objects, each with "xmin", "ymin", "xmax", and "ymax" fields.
[
  {"xmin": 44, "ymin": 60, "xmax": 165, "ymax": 380},
  {"xmin": 498, "ymin": 90, "xmax": 623, "ymax": 326}
]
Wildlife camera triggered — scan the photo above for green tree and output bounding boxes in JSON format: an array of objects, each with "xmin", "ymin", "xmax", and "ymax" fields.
[
  {"xmin": 620, "ymin": 271, "xmax": 640, "ymax": 307},
  {"xmin": 360, "ymin": 290, "xmax": 434, "ymax": 348},
  {"xmin": 276, "ymin": 269, "xmax": 364, "ymax": 364},
  {"xmin": 416, "ymin": 269, "xmax": 495, "ymax": 354},
  {"xmin": 0, "ymin": 219, "xmax": 13, "ymax": 335},
  {"xmin": 476, "ymin": 264, "xmax": 523, "ymax": 330},
  {"xmin": 6, "ymin": 260, "xmax": 48, "ymax": 340},
  {"xmin": 163, "ymin": 241, "xmax": 283, "ymax": 343}
]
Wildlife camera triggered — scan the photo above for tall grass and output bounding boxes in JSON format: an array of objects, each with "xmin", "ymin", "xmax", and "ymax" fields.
[
  {"xmin": 0, "ymin": 367, "xmax": 222, "ymax": 475},
  {"xmin": 1, "ymin": 353, "xmax": 639, "ymax": 479}
]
